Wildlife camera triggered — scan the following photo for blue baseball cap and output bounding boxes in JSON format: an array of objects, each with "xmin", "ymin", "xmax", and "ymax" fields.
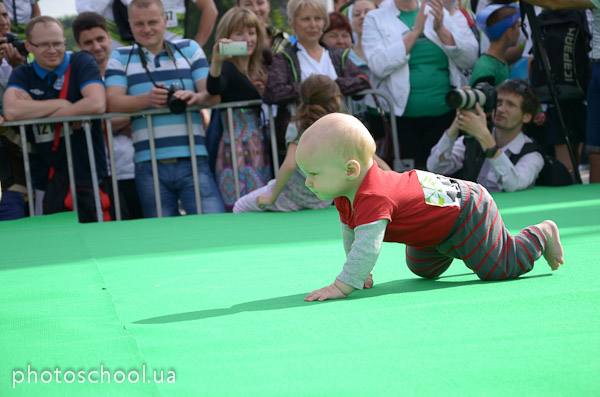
[{"xmin": 476, "ymin": 4, "xmax": 520, "ymax": 40}]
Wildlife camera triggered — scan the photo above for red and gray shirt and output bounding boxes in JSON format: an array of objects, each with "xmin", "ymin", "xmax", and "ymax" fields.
[{"xmin": 333, "ymin": 164, "xmax": 463, "ymax": 289}]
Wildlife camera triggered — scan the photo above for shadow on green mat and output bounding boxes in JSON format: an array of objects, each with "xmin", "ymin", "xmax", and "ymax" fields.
[{"xmin": 134, "ymin": 273, "xmax": 551, "ymax": 324}]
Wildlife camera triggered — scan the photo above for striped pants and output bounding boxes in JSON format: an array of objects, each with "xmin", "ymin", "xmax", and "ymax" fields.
[{"xmin": 406, "ymin": 180, "xmax": 547, "ymax": 281}]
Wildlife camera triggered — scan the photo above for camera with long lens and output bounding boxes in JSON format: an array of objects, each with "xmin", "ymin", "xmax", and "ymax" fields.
[
  {"xmin": 3, "ymin": 33, "xmax": 28, "ymax": 57},
  {"xmin": 166, "ymin": 82, "xmax": 187, "ymax": 114},
  {"xmin": 445, "ymin": 82, "xmax": 497, "ymax": 112}
]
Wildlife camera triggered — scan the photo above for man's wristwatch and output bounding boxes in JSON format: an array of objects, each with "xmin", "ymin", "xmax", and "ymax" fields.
[{"xmin": 484, "ymin": 145, "xmax": 500, "ymax": 158}]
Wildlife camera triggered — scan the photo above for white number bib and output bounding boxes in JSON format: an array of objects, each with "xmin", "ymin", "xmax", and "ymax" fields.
[{"xmin": 416, "ymin": 170, "xmax": 462, "ymax": 208}]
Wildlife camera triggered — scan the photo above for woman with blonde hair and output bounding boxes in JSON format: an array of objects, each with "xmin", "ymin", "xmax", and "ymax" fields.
[
  {"xmin": 263, "ymin": 0, "xmax": 370, "ymax": 154},
  {"xmin": 207, "ymin": 7, "xmax": 272, "ymax": 211}
]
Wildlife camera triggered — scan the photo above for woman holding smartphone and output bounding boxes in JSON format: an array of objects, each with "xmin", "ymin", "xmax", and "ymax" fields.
[{"xmin": 207, "ymin": 7, "xmax": 272, "ymax": 211}]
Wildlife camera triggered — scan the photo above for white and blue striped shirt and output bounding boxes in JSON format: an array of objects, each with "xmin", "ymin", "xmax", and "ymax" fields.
[{"xmin": 105, "ymin": 39, "xmax": 209, "ymax": 163}]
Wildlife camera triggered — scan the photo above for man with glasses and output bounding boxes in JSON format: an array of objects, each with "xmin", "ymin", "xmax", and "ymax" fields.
[
  {"xmin": 426, "ymin": 79, "xmax": 545, "ymax": 192},
  {"xmin": 2, "ymin": 16, "xmax": 109, "ymax": 221},
  {"xmin": 105, "ymin": 0, "xmax": 224, "ymax": 217}
]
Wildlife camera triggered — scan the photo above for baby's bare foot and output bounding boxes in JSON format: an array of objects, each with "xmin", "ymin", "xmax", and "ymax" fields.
[
  {"xmin": 537, "ymin": 220, "xmax": 564, "ymax": 271},
  {"xmin": 364, "ymin": 273, "xmax": 374, "ymax": 289}
]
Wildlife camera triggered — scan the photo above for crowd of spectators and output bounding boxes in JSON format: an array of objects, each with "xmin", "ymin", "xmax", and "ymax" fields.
[{"xmin": 0, "ymin": 0, "xmax": 599, "ymax": 222}]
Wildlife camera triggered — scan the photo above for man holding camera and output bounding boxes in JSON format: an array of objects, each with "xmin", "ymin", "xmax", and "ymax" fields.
[
  {"xmin": 0, "ymin": 2, "xmax": 25, "ymax": 90},
  {"xmin": 105, "ymin": 0, "xmax": 224, "ymax": 217},
  {"xmin": 426, "ymin": 79, "xmax": 544, "ymax": 192}
]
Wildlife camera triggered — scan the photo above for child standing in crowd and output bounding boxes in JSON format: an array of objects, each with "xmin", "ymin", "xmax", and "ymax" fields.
[
  {"xmin": 297, "ymin": 113, "xmax": 564, "ymax": 302},
  {"xmin": 232, "ymin": 74, "xmax": 339, "ymax": 213},
  {"xmin": 470, "ymin": 3, "xmax": 520, "ymax": 87}
]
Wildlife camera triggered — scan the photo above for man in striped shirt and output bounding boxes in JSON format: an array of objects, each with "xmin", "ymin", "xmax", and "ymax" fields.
[{"xmin": 105, "ymin": 0, "xmax": 223, "ymax": 217}]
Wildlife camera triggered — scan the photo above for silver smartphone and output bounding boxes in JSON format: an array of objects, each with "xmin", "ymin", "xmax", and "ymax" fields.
[{"xmin": 219, "ymin": 41, "xmax": 248, "ymax": 56}]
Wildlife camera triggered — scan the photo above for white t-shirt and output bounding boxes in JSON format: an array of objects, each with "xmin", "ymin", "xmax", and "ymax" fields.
[
  {"xmin": 296, "ymin": 42, "xmax": 338, "ymax": 82},
  {"xmin": 3, "ymin": 0, "xmax": 37, "ymax": 25}
]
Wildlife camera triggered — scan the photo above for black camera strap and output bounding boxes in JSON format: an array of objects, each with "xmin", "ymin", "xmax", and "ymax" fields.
[
  {"xmin": 137, "ymin": 42, "xmax": 186, "ymax": 91},
  {"xmin": 11, "ymin": 0, "xmax": 17, "ymax": 30}
]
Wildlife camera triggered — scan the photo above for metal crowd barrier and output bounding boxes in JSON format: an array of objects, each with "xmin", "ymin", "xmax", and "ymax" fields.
[{"xmin": 2, "ymin": 90, "xmax": 409, "ymax": 222}]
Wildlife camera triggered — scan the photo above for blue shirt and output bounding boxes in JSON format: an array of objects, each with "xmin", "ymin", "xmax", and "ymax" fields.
[
  {"xmin": 7, "ymin": 51, "xmax": 107, "ymax": 189},
  {"xmin": 105, "ymin": 39, "xmax": 209, "ymax": 163}
]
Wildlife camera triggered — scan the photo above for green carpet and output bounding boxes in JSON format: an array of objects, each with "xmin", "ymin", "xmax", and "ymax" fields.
[{"xmin": 1, "ymin": 184, "xmax": 599, "ymax": 396}]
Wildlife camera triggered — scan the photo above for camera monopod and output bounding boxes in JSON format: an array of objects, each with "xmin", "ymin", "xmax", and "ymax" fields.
[{"xmin": 521, "ymin": 1, "xmax": 582, "ymax": 184}]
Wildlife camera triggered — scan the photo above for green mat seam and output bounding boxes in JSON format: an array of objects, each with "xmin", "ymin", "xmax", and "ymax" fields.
[{"xmin": 84, "ymin": 253, "xmax": 163, "ymax": 396}]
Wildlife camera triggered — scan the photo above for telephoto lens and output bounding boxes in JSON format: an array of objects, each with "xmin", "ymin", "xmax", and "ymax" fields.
[{"xmin": 445, "ymin": 82, "xmax": 496, "ymax": 112}]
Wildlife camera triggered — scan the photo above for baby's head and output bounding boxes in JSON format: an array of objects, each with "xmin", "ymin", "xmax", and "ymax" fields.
[{"xmin": 296, "ymin": 113, "xmax": 375, "ymax": 200}]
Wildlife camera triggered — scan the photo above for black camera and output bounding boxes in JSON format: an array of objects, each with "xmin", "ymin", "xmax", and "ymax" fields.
[
  {"xmin": 445, "ymin": 82, "xmax": 497, "ymax": 112},
  {"xmin": 3, "ymin": 33, "xmax": 28, "ymax": 57},
  {"xmin": 166, "ymin": 82, "xmax": 187, "ymax": 114}
]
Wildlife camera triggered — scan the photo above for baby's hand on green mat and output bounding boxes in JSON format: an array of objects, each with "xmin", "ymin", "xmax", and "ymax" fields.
[
  {"xmin": 305, "ymin": 279, "xmax": 354, "ymax": 302},
  {"xmin": 305, "ymin": 284, "xmax": 346, "ymax": 301}
]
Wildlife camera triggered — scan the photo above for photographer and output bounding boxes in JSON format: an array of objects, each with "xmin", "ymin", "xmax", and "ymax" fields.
[
  {"xmin": 105, "ymin": 0, "xmax": 224, "ymax": 217},
  {"xmin": 0, "ymin": 2, "xmax": 25, "ymax": 88},
  {"xmin": 427, "ymin": 79, "xmax": 544, "ymax": 192}
]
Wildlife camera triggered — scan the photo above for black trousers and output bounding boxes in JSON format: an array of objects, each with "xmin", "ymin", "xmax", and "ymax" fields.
[{"xmin": 395, "ymin": 111, "xmax": 455, "ymax": 170}]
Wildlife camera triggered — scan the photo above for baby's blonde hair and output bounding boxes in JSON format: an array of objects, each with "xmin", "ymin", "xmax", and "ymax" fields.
[{"xmin": 301, "ymin": 113, "xmax": 376, "ymax": 166}]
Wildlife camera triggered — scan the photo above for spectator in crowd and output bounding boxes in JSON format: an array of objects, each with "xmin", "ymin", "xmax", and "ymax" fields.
[
  {"xmin": 524, "ymin": 0, "xmax": 599, "ymax": 183},
  {"xmin": 263, "ymin": 0, "xmax": 370, "ymax": 153},
  {"xmin": 72, "ymin": 11, "xmax": 143, "ymax": 220},
  {"xmin": 0, "ymin": 1, "xmax": 26, "ymax": 86},
  {"xmin": 0, "ymin": 114, "xmax": 27, "ymax": 220},
  {"xmin": 349, "ymin": 0, "xmax": 377, "ymax": 71},
  {"xmin": 2, "ymin": 0, "xmax": 39, "ymax": 38},
  {"xmin": 76, "ymin": 0, "xmax": 218, "ymax": 47},
  {"xmin": 442, "ymin": 0, "xmax": 480, "ymax": 86},
  {"xmin": 0, "ymin": 1, "xmax": 28, "ymax": 220},
  {"xmin": 206, "ymin": 7, "xmax": 272, "ymax": 211},
  {"xmin": 470, "ymin": 3, "xmax": 520, "ymax": 87},
  {"xmin": 471, "ymin": 1, "xmax": 526, "ymax": 65},
  {"xmin": 427, "ymin": 79, "xmax": 544, "ymax": 192},
  {"xmin": 105, "ymin": 0, "xmax": 224, "ymax": 217},
  {"xmin": 75, "ymin": 0, "xmax": 128, "ymax": 50},
  {"xmin": 237, "ymin": 0, "xmax": 291, "ymax": 53},
  {"xmin": 3, "ymin": 16, "xmax": 109, "ymax": 222},
  {"xmin": 362, "ymin": 0, "xmax": 479, "ymax": 170},
  {"xmin": 321, "ymin": 10, "xmax": 376, "ymax": 138},
  {"xmin": 321, "ymin": 12, "xmax": 353, "ymax": 52}
]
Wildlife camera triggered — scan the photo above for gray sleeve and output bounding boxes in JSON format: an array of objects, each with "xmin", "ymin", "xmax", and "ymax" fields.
[
  {"xmin": 341, "ymin": 222, "xmax": 355, "ymax": 256},
  {"xmin": 337, "ymin": 219, "xmax": 388, "ymax": 290}
]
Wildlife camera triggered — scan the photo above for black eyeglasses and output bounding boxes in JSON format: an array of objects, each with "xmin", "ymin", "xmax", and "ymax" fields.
[{"xmin": 28, "ymin": 40, "xmax": 66, "ymax": 51}]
